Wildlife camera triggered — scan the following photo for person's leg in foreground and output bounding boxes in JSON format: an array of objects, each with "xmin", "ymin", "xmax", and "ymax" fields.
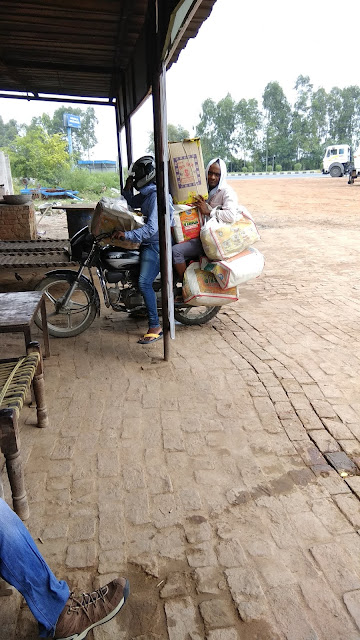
[
  {"xmin": 0, "ymin": 498, "xmax": 129, "ymax": 639},
  {"xmin": 137, "ymin": 243, "xmax": 163, "ymax": 344}
]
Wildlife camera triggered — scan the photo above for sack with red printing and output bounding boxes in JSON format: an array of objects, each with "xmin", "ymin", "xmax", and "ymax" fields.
[
  {"xmin": 182, "ymin": 262, "xmax": 238, "ymax": 307},
  {"xmin": 200, "ymin": 247, "xmax": 264, "ymax": 289}
]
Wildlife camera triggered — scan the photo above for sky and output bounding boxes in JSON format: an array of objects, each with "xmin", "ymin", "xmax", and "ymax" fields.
[{"xmin": 0, "ymin": 0, "xmax": 357, "ymax": 162}]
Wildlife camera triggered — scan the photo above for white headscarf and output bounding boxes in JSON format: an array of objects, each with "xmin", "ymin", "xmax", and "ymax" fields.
[{"xmin": 205, "ymin": 157, "xmax": 227, "ymax": 199}]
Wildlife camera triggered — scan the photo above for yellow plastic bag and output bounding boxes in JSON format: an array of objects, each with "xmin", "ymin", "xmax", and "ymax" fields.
[{"xmin": 200, "ymin": 215, "xmax": 260, "ymax": 260}]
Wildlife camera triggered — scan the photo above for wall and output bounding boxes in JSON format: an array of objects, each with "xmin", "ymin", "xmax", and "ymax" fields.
[{"xmin": 0, "ymin": 203, "xmax": 37, "ymax": 240}]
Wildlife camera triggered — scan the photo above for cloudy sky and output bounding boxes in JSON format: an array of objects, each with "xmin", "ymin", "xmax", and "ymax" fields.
[{"xmin": 0, "ymin": 0, "xmax": 356, "ymax": 161}]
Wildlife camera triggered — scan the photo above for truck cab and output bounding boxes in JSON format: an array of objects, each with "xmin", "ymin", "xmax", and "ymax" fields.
[{"xmin": 322, "ymin": 144, "xmax": 351, "ymax": 177}]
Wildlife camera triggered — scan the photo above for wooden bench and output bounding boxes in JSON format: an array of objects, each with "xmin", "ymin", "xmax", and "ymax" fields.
[{"xmin": 0, "ymin": 341, "xmax": 48, "ymax": 521}]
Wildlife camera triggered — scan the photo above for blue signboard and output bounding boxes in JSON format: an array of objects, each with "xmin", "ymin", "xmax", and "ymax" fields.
[{"xmin": 63, "ymin": 113, "xmax": 81, "ymax": 129}]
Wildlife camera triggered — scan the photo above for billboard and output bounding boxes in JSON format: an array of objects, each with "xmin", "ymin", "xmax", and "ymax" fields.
[{"xmin": 63, "ymin": 113, "xmax": 81, "ymax": 129}]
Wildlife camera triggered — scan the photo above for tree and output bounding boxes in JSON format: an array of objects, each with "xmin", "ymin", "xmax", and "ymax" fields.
[
  {"xmin": 236, "ymin": 98, "xmax": 262, "ymax": 168},
  {"xmin": 28, "ymin": 106, "xmax": 98, "ymax": 156},
  {"xmin": 0, "ymin": 117, "xmax": 22, "ymax": 149},
  {"xmin": 6, "ymin": 126, "xmax": 70, "ymax": 183},
  {"xmin": 327, "ymin": 86, "xmax": 360, "ymax": 148},
  {"xmin": 146, "ymin": 123, "xmax": 190, "ymax": 154},
  {"xmin": 291, "ymin": 75, "xmax": 313, "ymax": 161},
  {"xmin": 196, "ymin": 94, "xmax": 240, "ymax": 165},
  {"xmin": 262, "ymin": 81, "xmax": 293, "ymax": 169}
]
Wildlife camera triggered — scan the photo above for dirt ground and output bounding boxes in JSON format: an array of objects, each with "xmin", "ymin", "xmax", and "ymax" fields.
[{"xmin": 34, "ymin": 176, "xmax": 360, "ymax": 240}]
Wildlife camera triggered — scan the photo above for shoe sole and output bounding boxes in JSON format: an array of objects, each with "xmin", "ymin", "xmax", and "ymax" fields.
[{"xmin": 57, "ymin": 580, "xmax": 130, "ymax": 640}]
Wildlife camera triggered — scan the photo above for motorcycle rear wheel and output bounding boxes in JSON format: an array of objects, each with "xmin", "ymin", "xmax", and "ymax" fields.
[
  {"xmin": 174, "ymin": 304, "xmax": 220, "ymax": 325},
  {"xmin": 35, "ymin": 273, "xmax": 98, "ymax": 337}
]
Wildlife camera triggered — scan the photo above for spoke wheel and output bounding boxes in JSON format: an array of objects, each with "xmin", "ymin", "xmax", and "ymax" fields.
[
  {"xmin": 35, "ymin": 274, "xmax": 97, "ymax": 337},
  {"xmin": 174, "ymin": 304, "xmax": 220, "ymax": 326}
]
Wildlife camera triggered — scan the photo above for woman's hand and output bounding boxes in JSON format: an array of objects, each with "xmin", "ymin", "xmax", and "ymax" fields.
[{"xmin": 193, "ymin": 195, "xmax": 209, "ymax": 216}]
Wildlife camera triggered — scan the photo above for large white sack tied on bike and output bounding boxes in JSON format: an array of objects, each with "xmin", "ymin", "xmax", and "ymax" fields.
[
  {"xmin": 200, "ymin": 207, "xmax": 260, "ymax": 260},
  {"xmin": 182, "ymin": 261, "xmax": 238, "ymax": 307},
  {"xmin": 200, "ymin": 247, "xmax": 264, "ymax": 289},
  {"xmin": 91, "ymin": 196, "xmax": 144, "ymax": 248}
]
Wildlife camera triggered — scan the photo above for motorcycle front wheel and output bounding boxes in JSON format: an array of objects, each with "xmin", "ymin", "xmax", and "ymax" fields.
[
  {"xmin": 174, "ymin": 304, "xmax": 220, "ymax": 326},
  {"xmin": 35, "ymin": 273, "xmax": 98, "ymax": 337}
]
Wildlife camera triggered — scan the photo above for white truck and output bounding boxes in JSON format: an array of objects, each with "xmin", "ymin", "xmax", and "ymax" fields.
[{"xmin": 322, "ymin": 143, "xmax": 360, "ymax": 183}]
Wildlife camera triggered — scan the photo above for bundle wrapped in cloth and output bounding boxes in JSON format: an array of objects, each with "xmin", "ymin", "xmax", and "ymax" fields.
[
  {"xmin": 200, "ymin": 247, "xmax": 264, "ymax": 289},
  {"xmin": 91, "ymin": 196, "xmax": 144, "ymax": 249},
  {"xmin": 200, "ymin": 208, "xmax": 260, "ymax": 260},
  {"xmin": 182, "ymin": 261, "xmax": 238, "ymax": 307}
]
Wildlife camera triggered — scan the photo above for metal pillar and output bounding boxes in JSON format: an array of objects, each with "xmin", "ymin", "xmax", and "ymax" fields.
[
  {"xmin": 115, "ymin": 102, "xmax": 124, "ymax": 190},
  {"xmin": 152, "ymin": 61, "xmax": 174, "ymax": 361}
]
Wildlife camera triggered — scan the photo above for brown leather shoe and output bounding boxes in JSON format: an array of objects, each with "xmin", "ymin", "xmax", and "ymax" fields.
[{"xmin": 54, "ymin": 577, "xmax": 129, "ymax": 639}]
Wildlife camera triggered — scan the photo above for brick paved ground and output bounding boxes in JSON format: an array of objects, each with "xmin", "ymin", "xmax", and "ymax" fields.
[{"xmin": 1, "ymin": 179, "xmax": 360, "ymax": 639}]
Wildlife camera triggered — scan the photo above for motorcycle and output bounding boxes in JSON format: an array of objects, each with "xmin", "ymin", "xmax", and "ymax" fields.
[{"xmin": 34, "ymin": 227, "xmax": 220, "ymax": 338}]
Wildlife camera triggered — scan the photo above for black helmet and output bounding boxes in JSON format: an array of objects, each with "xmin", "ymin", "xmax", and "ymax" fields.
[{"xmin": 130, "ymin": 155, "xmax": 156, "ymax": 189}]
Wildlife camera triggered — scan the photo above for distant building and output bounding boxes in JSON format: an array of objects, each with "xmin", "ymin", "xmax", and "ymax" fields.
[{"xmin": 78, "ymin": 160, "xmax": 117, "ymax": 173}]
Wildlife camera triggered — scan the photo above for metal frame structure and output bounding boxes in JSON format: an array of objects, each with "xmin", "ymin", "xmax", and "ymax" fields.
[{"xmin": 0, "ymin": 0, "xmax": 217, "ymax": 359}]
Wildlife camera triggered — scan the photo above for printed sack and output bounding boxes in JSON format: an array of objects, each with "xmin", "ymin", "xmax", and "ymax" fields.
[
  {"xmin": 172, "ymin": 204, "xmax": 202, "ymax": 243},
  {"xmin": 182, "ymin": 261, "xmax": 238, "ymax": 307},
  {"xmin": 200, "ymin": 212, "xmax": 260, "ymax": 260},
  {"xmin": 200, "ymin": 247, "xmax": 265, "ymax": 289},
  {"xmin": 91, "ymin": 196, "xmax": 144, "ymax": 248}
]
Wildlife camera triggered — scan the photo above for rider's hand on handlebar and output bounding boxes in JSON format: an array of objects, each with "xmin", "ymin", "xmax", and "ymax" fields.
[{"xmin": 112, "ymin": 230, "xmax": 126, "ymax": 240}]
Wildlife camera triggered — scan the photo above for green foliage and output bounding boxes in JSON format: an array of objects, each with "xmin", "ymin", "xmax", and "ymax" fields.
[
  {"xmin": 196, "ymin": 94, "xmax": 262, "ymax": 167},
  {"xmin": 275, "ymin": 164, "xmax": 282, "ymax": 171},
  {"xmin": 294, "ymin": 162, "xmax": 302, "ymax": 170},
  {"xmin": 147, "ymin": 123, "xmax": 190, "ymax": 154},
  {"xmin": 6, "ymin": 127, "xmax": 70, "ymax": 183},
  {"xmin": 56, "ymin": 168, "xmax": 120, "ymax": 195},
  {"xmin": 247, "ymin": 165, "xmax": 253, "ymax": 172},
  {"xmin": 241, "ymin": 166, "xmax": 248, "ymax": 173},
  {"xmin": 0, "ymin": 117, "xmax": 22, "ymax": 148}
]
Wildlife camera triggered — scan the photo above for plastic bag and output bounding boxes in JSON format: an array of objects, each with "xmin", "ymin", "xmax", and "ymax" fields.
[
  {"xmin": 182, "ymin": 262, "xmax": 238, "ymax": 306},
  {"xmin": 200, "ymin": 247, "xmax": 264, "ymax": 289},
  {"xmin": 200, "ymin": 212, "xmax": 260, "ymax": 260},
  {"xmin": 172, "ymin": 204, "xmax": 202, "ymax": 243},
  {"xmin": 91, "ymin": 196, "xmax": 144, "ymax": 248}
]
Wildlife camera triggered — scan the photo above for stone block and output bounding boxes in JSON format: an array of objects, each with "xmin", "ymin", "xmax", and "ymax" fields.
[
  {"xmin": 343, "ymin": 590, "xmax": 360, "ymax": 630},
  {"xmin": 325, "ymin": 452, "xmax": 358, "ymax": 476},
  {"xmin": 164, "ymin": 597, "xmax": 202, "ymax": 640},
  {"xmin": 199, "ymin": 599, "xmax": 235, "ymax": 629},
  {"xmin": 194, "ymin": 567, "xmax": 224, "ymax": 594},
  {"xmin": 184, "ymin": 516, "xmax": 212, "ymax": 543},
  {"xmin": 186, "ymin": 542, "xmax": 218, "ymax": 568},
  {"xmin": 65, "ymin": 542, "xmax": 97, "ymax": 568},
  {"xmin": 308, "ymin": 430, "xmax": 340, "ymax": 453},
  {"xmin": 217, "ymin": 539, "xmax": 246, "ymax": 568},
  {"xmin": 225, "ymin": 567, "xmax": 268, "ymax": 622},
  {"xmin": 334, "ymin": 493, "xmax": 360, "ymax": 529}
]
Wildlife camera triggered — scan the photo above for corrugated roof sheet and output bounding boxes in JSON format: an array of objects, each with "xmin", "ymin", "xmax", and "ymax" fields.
[{"xmin": 0, "ymin": 0, "xmax": 217, "ymax": 110}]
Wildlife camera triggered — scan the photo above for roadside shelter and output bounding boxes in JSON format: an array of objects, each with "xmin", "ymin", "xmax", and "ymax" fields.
[{"xmin": 0, "ymin": 0, "xmax": 218, "ymax": 360}]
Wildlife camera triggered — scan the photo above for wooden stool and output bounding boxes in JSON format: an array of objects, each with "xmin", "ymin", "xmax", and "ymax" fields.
[{"xmin": 0, "ymin": 341, "xmax": 48, "ymax": 521}]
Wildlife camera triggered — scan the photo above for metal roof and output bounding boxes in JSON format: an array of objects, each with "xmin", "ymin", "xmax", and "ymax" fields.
[{"xmin": 0, "ymin": 1, "xmax": 217, "ymax": 119}]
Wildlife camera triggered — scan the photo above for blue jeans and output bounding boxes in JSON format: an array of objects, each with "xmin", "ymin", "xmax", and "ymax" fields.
[
  {"xmin": 138, "ymin": 243, "xmax": 160, "ymax": 328},
  {"xmin": 0, "ymin": 498, "xmax": 69, "ymax": 638}
]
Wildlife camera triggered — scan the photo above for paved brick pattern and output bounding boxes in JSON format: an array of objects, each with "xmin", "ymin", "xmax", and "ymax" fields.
[{"xmin": 1, "ymin": 202, "xmax": 360, "ymax": 639}]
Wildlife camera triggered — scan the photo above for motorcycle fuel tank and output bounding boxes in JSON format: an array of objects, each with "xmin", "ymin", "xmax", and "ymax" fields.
[{"xmin": 101, "ymin": 247, "xmax": 140, "ymax": 269}]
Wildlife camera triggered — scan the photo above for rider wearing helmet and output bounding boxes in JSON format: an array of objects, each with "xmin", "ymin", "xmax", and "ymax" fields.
[{"xmin": 113, "ymin": 155, "xmax": 174, "ymax": 345}]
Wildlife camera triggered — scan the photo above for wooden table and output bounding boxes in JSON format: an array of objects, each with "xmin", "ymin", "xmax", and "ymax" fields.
[{"xmin": 0, "ymin": 292, "xmax": 50, "ymax": 358}]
